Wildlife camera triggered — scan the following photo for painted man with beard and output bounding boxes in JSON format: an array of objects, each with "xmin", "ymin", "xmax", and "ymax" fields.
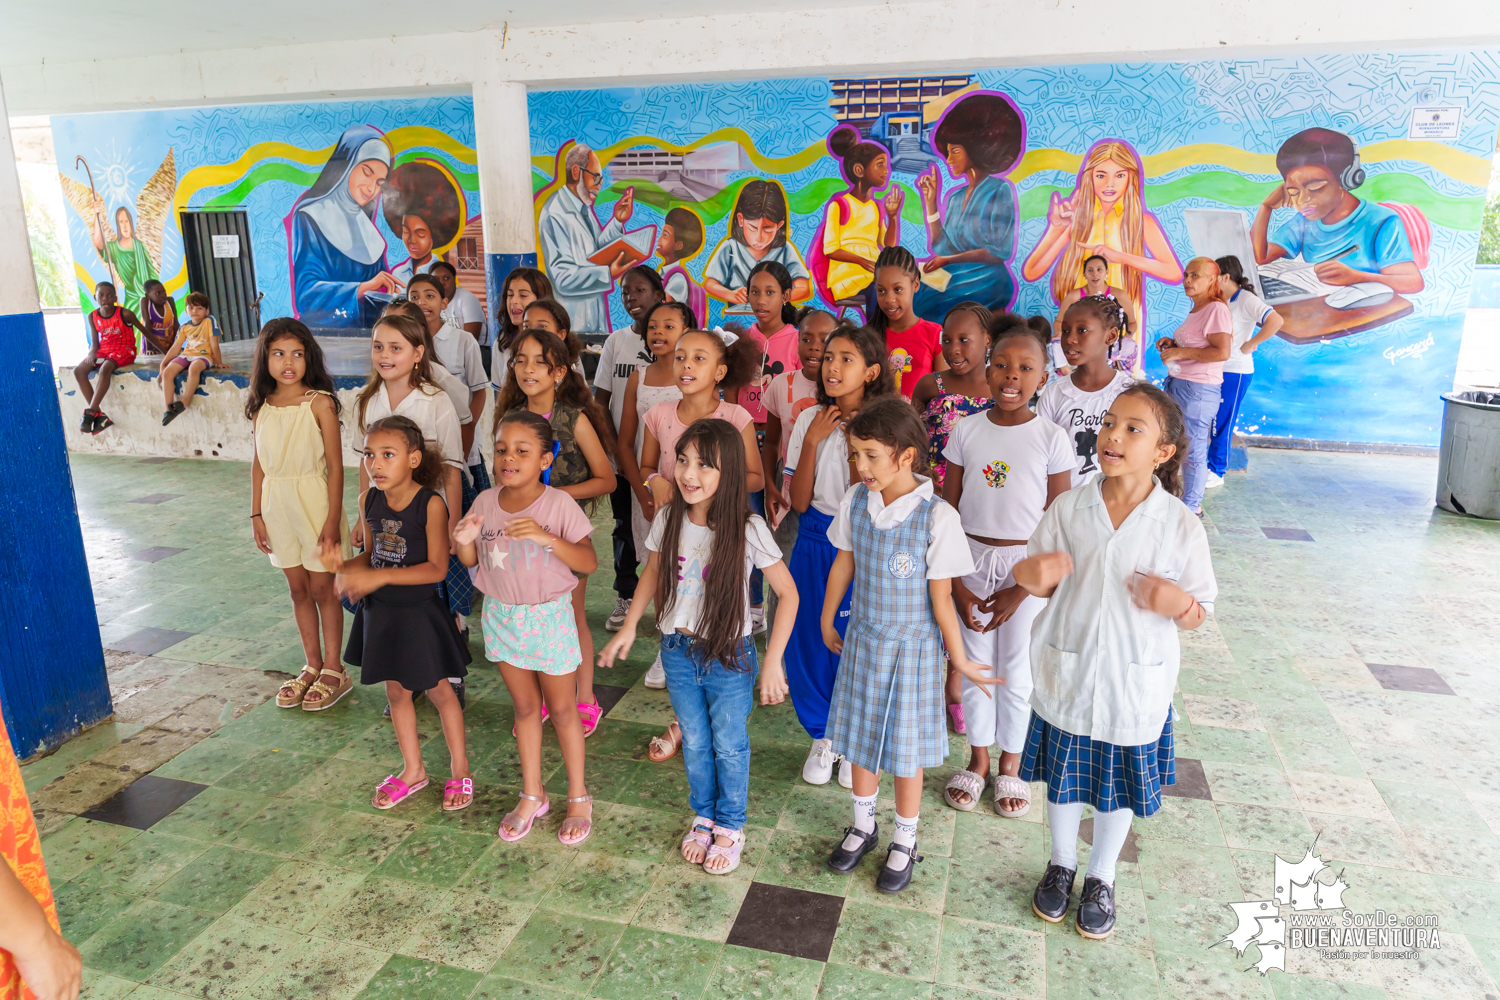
[{"xmin": 537, "ymin": 143, "xmax": 637, "ymax": 334}]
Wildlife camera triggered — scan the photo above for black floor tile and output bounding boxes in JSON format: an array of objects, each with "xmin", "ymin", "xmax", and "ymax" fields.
[
  {"xmin": 138, "ymin": 457, "xmax": 175, "ymax": 464},
  {"xmin": 1078, "ymin": 817, "xmax": 1141, "ymax": 863},
  {"xmin": 728, "ymin": 881, "xmax": 844, "ymax": 962},
  {"xmin": 1261, "ymin": 527, "xmax": 1314, "ymax": 542},
  {"xmin": 108, "ymin": 627, "xmax": 195, "ymax": 656},
  {"xmin": 80, "ymin": 774, "xmax": 207, "ymax": 830},
  {"xmin": 1164, "ymin": 757, "xmax": 1213, "ymax": 801},
  {"xmin": 132, "ymin": 546, "xmax": 188, "ymax": 562},
  {"xmin": 1366, "ymin": 663, "xmax": 1455, "ymax": 695},
  {"xmin": 594, "ymin": 684, "xmax": 630, "ymax": 717},
  {"xmin": 131, "ymin": 493, "xmax": 183, "ymax": 505}
]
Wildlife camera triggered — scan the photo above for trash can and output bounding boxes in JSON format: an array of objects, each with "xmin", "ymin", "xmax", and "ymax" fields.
[{"xmin": 1436, "ymin": 391, "xmax": 1500, "ymax": 518}]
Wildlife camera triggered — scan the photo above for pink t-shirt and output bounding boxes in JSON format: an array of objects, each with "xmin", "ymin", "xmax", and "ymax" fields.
[
  {"xmin": 738, "ymin": 323, "xmax": 799, "ymax": 423},
  {"xmin": 466, "ymin": 485, "xmax": 594, "ymax": 605},
  {"xmin": 645, "ymin": 399, "xmax": 754, "ymax": 472},
  {"xmin": 886, "ymin": 319, "xmax": 943, "ymax": 399},
  {"xmin": 1171, "ymin": 301, "xmax": 1233, "ymax": 385},
  {"xmin": 763, "ymin": 369, "xmax": 820, "ymax": 463}
]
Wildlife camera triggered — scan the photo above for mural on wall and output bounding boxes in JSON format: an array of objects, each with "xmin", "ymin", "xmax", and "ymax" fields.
[
  {"xmin": 53, "ymin": 97, "xmax": 481, "ymax": 334},
  {"xmin": 527, "ymin": 54, "xmax": 1498, "ymax": 444}
]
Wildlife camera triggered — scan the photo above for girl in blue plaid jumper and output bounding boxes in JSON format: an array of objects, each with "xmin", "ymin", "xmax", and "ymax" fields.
[
  {"xmin": 821, "ymin": 397, "xmax": 1000, "ymax": 894},
  {"xmin": 1013, "ymin": 384, "xmax": 1217, "ymax": 940}
]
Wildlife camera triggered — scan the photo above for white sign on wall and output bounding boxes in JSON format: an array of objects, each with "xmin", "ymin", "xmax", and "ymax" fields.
[
  {"xmin": 211, "ymin": 234, "xmax": 241, "ymax": 258},
  {"xmin": 1407, "ymin": 106, "xmax": 1462, "ymax": 140}
]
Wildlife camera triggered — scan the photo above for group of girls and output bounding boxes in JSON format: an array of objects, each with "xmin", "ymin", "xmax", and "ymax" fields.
[{"xmin": 245, "ymin": 254, "xmax": 1218, "ymax": 937}]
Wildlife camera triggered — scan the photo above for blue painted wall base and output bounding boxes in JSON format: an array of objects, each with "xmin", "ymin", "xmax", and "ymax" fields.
[{"xmin": 0, "ymin": 310, "xmax": 110, "ymax": 759}]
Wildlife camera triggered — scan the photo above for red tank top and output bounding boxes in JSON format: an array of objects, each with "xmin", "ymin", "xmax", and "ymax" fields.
[{"xmin": 94, "ymin": 308, "xmax": 132, "ymax": 352}]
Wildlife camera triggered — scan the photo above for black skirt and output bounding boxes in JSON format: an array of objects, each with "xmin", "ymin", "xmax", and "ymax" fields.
[{"xmin": 345, "ymin": 582, "xmax": 471, "ymax": 691}]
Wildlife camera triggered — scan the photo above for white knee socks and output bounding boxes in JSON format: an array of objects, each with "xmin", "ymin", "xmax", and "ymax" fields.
[
  {"xmin": 1086, "ymin": 808, "xmax": 1133, "ymax": 885},
  {"xmin": 1047, "ymin": 800, "xmax": 1085, "ymax": 870},
  {"xmin": 843, "ymin": 792, "xmax": 878, "ymax": 851},
  {"xmin": 887, "ymin": 812, "xmax": 919, "ymax": 871}
]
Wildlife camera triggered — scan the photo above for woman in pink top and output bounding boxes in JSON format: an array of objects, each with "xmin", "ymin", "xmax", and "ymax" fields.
[{"xmin": 1155, "ymin": 256, "xmax": 1232, "ymax": 515}]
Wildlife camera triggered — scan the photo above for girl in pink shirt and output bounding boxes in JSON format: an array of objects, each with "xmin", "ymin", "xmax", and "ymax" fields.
[
  {"xmin": 739, "ymin": 260, "xmax": 802, "ymax": 424},
  {"xmin": 455, "ymin": 410, "xmax": 598, "ymax": 846}
]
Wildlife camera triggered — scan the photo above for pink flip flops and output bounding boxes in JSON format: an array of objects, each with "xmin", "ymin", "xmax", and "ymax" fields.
[
  {"xmin": 443, "ymin": 777, "xmax": 475, "ymax": 812},
  {"xmin": 373, "ymin": 774, "xmax": 429, "ymax": 810}
]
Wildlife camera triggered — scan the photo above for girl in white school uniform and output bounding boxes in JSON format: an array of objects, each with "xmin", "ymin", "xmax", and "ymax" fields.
[
  {"xmin": 940, "ymin": 321, "xmax": 1073, "ymax": 817},
  {"xmin": 1013, "ymin": 383, "xmax": 1217, "ymax": 941}
]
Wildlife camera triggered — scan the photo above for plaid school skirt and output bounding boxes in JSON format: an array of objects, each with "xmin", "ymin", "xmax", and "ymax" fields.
[{"xmin": 1018, "ymin": 708, "xmax": 1175, "ymax": 818}]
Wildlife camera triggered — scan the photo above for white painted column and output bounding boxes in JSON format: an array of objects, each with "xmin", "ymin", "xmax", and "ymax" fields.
[
  {"xmin": 0, "ymin": 72, "xmax": 112, "ymax": 758},
  {"xmin": 472, "ymin": 35, "xmax": 537, "ymax": 334}
]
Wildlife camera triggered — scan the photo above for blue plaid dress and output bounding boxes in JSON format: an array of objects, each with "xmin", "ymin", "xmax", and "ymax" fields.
[
  {"xmin": 826, "ymin": 486, "xmax": 948, "ymax": 778},
  {"xmin": 1018, "ymin": 707, "xmax": 1175, "ymax": 817}
]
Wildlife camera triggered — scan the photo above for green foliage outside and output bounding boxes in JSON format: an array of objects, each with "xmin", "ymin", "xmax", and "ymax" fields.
[{"xmin": 21, "ymin": 173, "xmax": 72, "ymax": 308}]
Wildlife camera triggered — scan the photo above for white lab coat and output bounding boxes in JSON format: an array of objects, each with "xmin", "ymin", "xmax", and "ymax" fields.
[{"xmin": 536, "ymin": 184, "xmax": 623, "ymax": 335}]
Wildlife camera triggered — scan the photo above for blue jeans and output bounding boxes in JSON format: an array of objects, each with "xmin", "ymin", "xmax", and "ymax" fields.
[
  {"xmin": 1207, "ymin": 372, "xmax": 1251, "ymax": 477},
  {"xmin": 659, "ymin": 632, "xmax": 757, "ymax": 831},
  {"xmin": 1164, "ymin": 377, "xmax": 1222, "ymax": 514}
]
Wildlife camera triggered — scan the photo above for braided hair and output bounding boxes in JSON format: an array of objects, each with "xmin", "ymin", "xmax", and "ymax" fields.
[{"xmin": 870, "ymin": 246, "xmax": 921, "ymax": 334}]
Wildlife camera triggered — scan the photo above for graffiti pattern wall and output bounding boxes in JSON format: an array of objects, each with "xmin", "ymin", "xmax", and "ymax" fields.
[
  {"xmin": 53, "ymin": 97, "xmax": 481, "ymax": 334},
  {"xmin": 528, "ymin": 53, "xmax": 1500, "ymax": 445}
]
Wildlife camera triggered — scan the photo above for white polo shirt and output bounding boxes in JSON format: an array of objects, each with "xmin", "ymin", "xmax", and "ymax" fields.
[{"xmin": 1026, "ymin": 477, "xmax": 1217, "ymax": 746}]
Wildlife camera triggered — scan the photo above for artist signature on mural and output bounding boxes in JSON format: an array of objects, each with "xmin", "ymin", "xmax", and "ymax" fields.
[{"xmin": 1383, "ymin": 332, "xmax": 1434, "ymax": 365}]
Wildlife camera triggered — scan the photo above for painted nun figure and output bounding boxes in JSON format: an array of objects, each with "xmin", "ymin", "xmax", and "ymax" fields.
[{"xmin": 289, "ymin": 125, "xmax": 396, "ymax": 328}]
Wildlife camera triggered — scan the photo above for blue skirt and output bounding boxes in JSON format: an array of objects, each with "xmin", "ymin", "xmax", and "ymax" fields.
[
  {"xmin": 785, "ymin": 507, "xmax": 849, "ymax": 741},
  {"xmin": 1018, "ymin": 709, "xmax": 1175, "ymax": 818}
]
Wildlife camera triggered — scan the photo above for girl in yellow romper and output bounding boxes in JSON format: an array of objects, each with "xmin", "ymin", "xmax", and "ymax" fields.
[{"xmin": 248, "ymin": 318, "xmax": 354, "ymax": 712}]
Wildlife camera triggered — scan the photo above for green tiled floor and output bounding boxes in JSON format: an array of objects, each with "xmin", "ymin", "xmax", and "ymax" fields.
[{"xmin": 22, "ymin": 450, "xmax": 1500, "ymax": 999}]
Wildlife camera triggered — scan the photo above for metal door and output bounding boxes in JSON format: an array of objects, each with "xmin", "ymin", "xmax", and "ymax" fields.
[{"xmin": 179, "ymin": 210, "xmax": 260, "ymax": 342}]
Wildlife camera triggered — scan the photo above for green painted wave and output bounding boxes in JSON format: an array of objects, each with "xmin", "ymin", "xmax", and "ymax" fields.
[{"xmin": 202, "ymin": 154, "xmax": 478, "ymax": 210}]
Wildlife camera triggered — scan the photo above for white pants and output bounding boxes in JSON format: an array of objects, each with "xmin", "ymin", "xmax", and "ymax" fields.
[{"xmin": 958, "ymin": 539, "xmax": 1043, "ymax": 755}]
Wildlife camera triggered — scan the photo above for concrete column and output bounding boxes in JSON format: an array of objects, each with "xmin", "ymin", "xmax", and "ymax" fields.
[
  {"xmin": 472, "ymin": 44, "xmax": 537, "ymax": 334},
  {"xmin": 0, "ymin": 75, "xmax": 111, "ymax": 758}
]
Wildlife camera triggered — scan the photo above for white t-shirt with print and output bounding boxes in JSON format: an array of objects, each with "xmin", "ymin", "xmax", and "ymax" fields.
[
  {"xmin": 593, "ymin": 327, "xmax": 654, "ymax": 429},
  {"xmin": 1034, "ymin": 370, "xmax": 1134, "ymax": 489},
  {"xmin": 647, "ymin": 512, "xmax": 781, "ymax": 637},
  {"xmin": 943, "ymin": 412, "xmax": 1075, "ymax": 540}
]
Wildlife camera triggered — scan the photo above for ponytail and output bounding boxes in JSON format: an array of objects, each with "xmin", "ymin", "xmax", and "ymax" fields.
[
  {"xmin": 365, "ymin": 416, "xmax": 446, "ymax": 491},
  {"xmin": 746, "ymin": 260, "xmax": 797, "ymax": 327},
  {"xmin": 870, "ymin": 246, "xmax": 921, "ymax": 333}
]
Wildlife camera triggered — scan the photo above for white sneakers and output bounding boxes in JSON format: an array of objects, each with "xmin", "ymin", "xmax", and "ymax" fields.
[
  {"xmin": 802, "ymin": 737, "xmax": 852, "ymax": 785},
  {"xmin": 750, "ymin": 606, "xmax": 767, "ymax": 635},
  {"xmin": 606, "ymin": 597, "xmax": 631, "ymax": 632},
  {"xmin": 643, "ymin": 653, "xmax": 666, "ymax": 690},
  {"xmin": 1205, "ymin": 471, "xmax": 1225, "ymax": 489}
]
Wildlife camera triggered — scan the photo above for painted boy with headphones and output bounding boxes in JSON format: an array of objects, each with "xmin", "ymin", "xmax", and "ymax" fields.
[{"xmin": 1250, "ymin": 127, "xmax": 1424, "ymax": 295}]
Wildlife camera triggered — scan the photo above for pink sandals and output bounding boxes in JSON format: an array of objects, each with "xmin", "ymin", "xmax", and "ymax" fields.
[
  {"xmin": 559, "ymin": 794, "xmax": 593, "ymax": 846},
  {"xmin": 947, "ymin": 703, "xmax": 966, "ymax": 735},
  {"xmin": 511, "ymin": 705, "xmax": 549, "ymax": 737},
  {"xmin": 443, "ymin": 777, "xmax": 474, "ymax": 812},
  {"xmin": 704, "ymin": 826, "xmax": 745, "ymax": 875},
  {"xmin": 578, "ymin": 699, "xmax": 602, "ymax": 738},
  {"xmin": 499, "ymin": 792, "xmax": 550, "ymax": 841},
  {"xmin": 373, "ymin": 775, "xmax": 428, "ymax": 810},
  {"xmin": 681, "ymin": 817, "xmax": 715, "ymax": 862}
]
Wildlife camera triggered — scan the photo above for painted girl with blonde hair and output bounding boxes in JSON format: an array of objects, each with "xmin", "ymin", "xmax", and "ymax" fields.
[{"xmin": 1022, "ymin": 139, "xmax": 1182, "ymax": 368}]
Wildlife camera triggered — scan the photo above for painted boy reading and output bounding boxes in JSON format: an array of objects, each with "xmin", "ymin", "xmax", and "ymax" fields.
[{"xmin": 1251, "ymin": 127, "xmax": 1423, "ymax": 295}]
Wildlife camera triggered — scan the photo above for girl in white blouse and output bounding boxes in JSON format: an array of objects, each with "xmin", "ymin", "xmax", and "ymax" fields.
[
  {"xmin": 1013, "ymin": 383, "xmax": 1217, "ymax": 942},
  {"xmin": 782, "ymin": 325, "xmax": 895, "ymax": 790}
]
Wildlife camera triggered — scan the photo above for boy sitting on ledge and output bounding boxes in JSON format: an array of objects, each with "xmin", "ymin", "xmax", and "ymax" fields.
[{"xmin": 161, "ymin": 291, "xmax": 223, "ymax": 426}]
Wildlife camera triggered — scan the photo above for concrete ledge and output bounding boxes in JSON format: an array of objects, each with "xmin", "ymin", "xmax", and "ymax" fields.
[
  {"xmin": 1235, "ymin": 434, "xmax": 1438, "ymax": 458},
  {"xmin": 58, "ymin": 365, "xmax": 495, "ymax": 464}
]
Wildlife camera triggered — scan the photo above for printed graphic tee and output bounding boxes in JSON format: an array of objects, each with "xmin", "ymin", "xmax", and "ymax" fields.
[
  {"xmin": 466, "ymin": 486, "xmax": 594, "ymax": 605},
  {"xmin": 1034, "ymin": 370, "xmax": 1135, "ymax": 488},
  {"xmin": 647, "ymin": 512, "xmax": 781, "ymax": 636}
]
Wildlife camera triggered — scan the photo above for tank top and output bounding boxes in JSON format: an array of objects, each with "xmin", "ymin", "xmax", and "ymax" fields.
[
  {"xmin": 93, "ymin": 307, "xmax": 131, "ymax": 353},
  {"xmin": 367, "ymin": 487, "xmax": 434, "ymax": 566},
  {"xmin": 509, "ymin": 403, "xmax": 591, "ymax": 489},
  {"xmin": 145, "ymin": 300, "xmax": 171, "ymax": 355}
]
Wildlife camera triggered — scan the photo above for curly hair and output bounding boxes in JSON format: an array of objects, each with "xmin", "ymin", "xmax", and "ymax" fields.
[
  {"xmin": 496, "ymin": 328, "xmax": 617, "ymax": 458},
  {"xmin": 816, "ymin": 325, "xmax": 897, "ymax": 406}
]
